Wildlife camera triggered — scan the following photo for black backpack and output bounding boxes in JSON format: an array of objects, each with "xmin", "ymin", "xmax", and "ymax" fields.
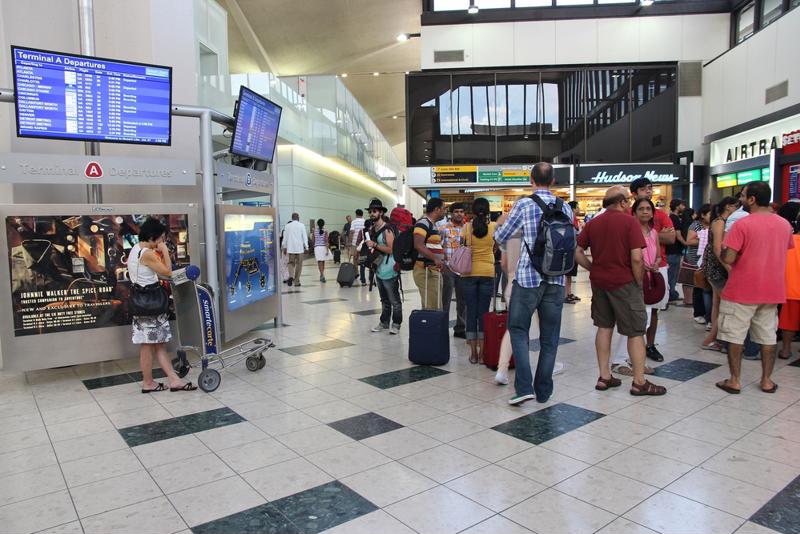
[
  {"xmin": 393, "ymin": 219, "xmax": 432, "ymax": 271},
  {"xmin": 524, "ymin": 195, "xmax": 577, "ymax": 277}
]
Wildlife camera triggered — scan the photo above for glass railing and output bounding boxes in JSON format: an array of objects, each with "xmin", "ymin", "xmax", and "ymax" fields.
[{"xmin": 198, "ymin": 73, "xmax": 401, "ymax": 189}]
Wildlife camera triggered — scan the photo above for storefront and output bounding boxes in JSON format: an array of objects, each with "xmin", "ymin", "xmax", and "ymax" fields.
[
  {"xmin": 408, "ymin": 162, "xmax": 687, "ymax": 218},
  {"xmin": 707, "ymin": 113, "xmax": 800, "ymax": 202}
]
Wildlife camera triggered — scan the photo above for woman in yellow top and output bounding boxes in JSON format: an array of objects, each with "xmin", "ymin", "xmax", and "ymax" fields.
[{"xmin": 462, "ymin": 198, "xmax": 497, "ymax": 364}]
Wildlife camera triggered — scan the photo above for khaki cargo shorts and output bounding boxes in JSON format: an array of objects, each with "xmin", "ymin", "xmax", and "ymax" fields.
[
  {"xmin": 717, "ymin": 299, "xmax": 778, "ymax": 346},
  {"xmin": 591, "ymin": 281, "xmax": 647, "ymax": 337}
]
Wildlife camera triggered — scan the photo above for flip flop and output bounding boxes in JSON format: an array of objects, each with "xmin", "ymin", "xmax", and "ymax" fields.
[
  {"xmin": 716, "ymin": 380, "xmax": 740, "ymax": 394},
  {"xmin": 141, "ymin": 382, "xmax": 166, "ymax": 393},
  {"xmin": 762, "ymin": 383, "xmax": 779, "ymax": 394},
  {"xmin": 170, "ymin": 382, "xmax": 198, "ymax": 392}
]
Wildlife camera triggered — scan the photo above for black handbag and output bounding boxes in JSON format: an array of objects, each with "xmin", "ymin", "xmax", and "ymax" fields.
[{"xmin": 130, "ymin": 249, "xmax": 169, "ymax": 316}]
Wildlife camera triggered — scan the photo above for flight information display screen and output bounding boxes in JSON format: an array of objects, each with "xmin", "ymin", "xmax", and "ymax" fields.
[
  {"xmin": 230, "ymin": 86, "xmax": 282, "ymax": 163},
  {"xmin": 11, "ymin": 46, "xmax": 172, "ymax": 145}
]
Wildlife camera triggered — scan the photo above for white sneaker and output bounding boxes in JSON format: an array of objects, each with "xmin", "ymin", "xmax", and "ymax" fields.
[
  {"xmin": 552, "ymin": 361, "xmax": 565, "ymax": 376},
  {"xmin": 389, "ymin": 324, "xmax": 400, "ymax": 335},
  {"xmin": 508, "ymin": 393, "xmax": 535, "ymax": 406},
  {"xmin": 694, "ymin": 316, "xmax": 707, "ymax": 324},
  {"xmin": 705, "ymin": 322, "xmax": 713, "ymax": 331},
  {"xmin": 495, "ymin": 371, "xmax": 509, "ymax": 385},
  {"xmin": 371, "ymin": 323, "xmax": 388, "ymax": 333}
]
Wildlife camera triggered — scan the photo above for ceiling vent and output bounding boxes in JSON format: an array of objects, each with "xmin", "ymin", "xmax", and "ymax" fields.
[
  {"xmin": 766, "ymin": 80, "xmax": 789, "ymax": 104},
  {"xmin": 678, "ymin": 61, "xmax": 702, "ymax": 97},
  {"xmin": 434, "ymin": 50, "xmax": 465, "ymax": 63}
]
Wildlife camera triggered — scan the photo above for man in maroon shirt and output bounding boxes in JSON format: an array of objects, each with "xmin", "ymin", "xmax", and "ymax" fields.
[
  {"xmin": 630, "ymin": 177, "xmax": 676, "ymax": 363},
  {"xmin": 575, "ymin": 186, "xmax": 667, "ymax": 396}
]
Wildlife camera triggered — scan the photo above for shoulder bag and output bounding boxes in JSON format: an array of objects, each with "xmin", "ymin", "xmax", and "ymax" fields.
[
  {"xmin": 449, "ymin": 224, "xmax": 472, "ymax": 275},
  {"xmin": 129, "ymin": 248, "xmax": 170, "ymax": 317}
]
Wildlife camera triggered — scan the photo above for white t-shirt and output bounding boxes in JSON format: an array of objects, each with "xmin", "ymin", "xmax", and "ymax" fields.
[
  {"xmin": 283, "ymin": 220, "xmax": 308, "ymax": 254},
  {"xmin": 350, "ymin": 217, "xmax": 365, "ymax": 246}
]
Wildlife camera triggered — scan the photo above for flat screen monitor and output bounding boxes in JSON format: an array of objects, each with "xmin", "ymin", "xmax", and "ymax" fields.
[
  {"xmin": 11, "ymin": 46, "xmax": 172, "ymax": 145},
  {"xmin": 230, "ymin": 86, "xmax": 282, "ymax": 163}
]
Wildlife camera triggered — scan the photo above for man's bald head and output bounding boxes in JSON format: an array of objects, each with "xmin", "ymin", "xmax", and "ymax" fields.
[{"xmin": 603, "ymin": 185, "xmax": 628, "ymax": 209}]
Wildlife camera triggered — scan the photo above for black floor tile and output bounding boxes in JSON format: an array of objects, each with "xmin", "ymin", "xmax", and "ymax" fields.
[
  {"xmin": 652, "ymin": 358, "xmax": 720, "ymax": 382},
  {"xmin": 528, "ymin": 337, "xmax": 576, "ymax": 352},
  {"xmin": 328, "ymin": 412, "xmax": 404, "ymax": 441},
  {"xmin": 492, "ymin": 403, "xmax": 605, "ymax": 445},
  {"xmin": 789, "ymin": 359, "xmax": 800, "ymax": 368},
  {"xmin": 271, "ymin": 481, "xmax": 378, "ymax": 534},
  {"xmin": 351, "ymin": 309, "xmax": 383, "ymax": 316},
  {"xmin": 128, "ymin": 368, "xmax": 168, "ymax": 382},
  {"xmin": 119, "ymin": 407, "xmax": 245, "ymax": 447},
  {"xmin": 750, "ymin": 474, "xmax": 800, "ymax": 534},
  {"xmin": 192, "ymin": 503, "xmax": 298, "ymax": 534},
  {"xmin": 360, "ymin": 366, "xmax": 450, "ymax": 389},
  {"xmin": 82, "ymin": 373, "xmax": 135, "ymax": 390},
  {"xmin": 280, "ymin": 339, "xmax": 354, "ymax": 356}
]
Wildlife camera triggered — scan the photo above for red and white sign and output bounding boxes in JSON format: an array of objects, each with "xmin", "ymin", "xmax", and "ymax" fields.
[{"xmin": 84, "ymin": 161, "xmax": 103, "ymax": 179}]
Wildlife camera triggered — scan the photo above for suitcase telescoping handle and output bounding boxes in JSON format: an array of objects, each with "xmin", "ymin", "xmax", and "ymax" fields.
[
  {"xmin": 424, "ymin": 265, "xmax": 443, "ymax": 310},
  {"xmin": 493, "ymin": 273, "xmax": 507, "ymax": 313}
]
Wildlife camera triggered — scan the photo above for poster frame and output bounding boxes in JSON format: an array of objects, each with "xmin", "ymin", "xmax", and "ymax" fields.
[{"xmin": 0, "ymin": 203, "xmax": 199, "ymax": 372}]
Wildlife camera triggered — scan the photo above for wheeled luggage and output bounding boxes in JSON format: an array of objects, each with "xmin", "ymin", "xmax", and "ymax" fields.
[
  {"xmin": 337, "ymin": 262, "xmax": 357, "ymax": 287},
  {"xmin": 333, "ymin": 249, "xmax": 341, "ymax": 264},
  {"xmin": 482, "ymin": 295, "xmax": 514, "ymax": 370},
  {"xmin": 408, "ymin": 271, "xmax": 450, "ymax": 365}
]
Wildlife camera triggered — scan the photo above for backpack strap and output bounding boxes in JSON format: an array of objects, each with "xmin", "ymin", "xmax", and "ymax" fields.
[{"xmin": 530, "ymin": 193, "xmax": 554, "ymax": 215}]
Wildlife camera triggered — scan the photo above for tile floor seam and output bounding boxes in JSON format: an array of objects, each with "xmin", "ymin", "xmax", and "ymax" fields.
[{"xmin": 29, "ymin": 388, "xmax": 85, "ymax": 534}]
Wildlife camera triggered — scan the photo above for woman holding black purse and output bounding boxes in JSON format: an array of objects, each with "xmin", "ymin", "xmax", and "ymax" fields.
[{"xmin": 128, "ymin": 218, "xmax": 196, "ymax": 392}]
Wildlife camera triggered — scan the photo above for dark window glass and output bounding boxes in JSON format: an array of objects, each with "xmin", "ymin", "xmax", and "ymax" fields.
[
  {"xmin": 451, "ymin": 74, "xmax": 496, "ymax": 164},
  {"xmin": 761, "ymin": 0, "xmax": 783, "ymax": 28},
  {"xmin": 496, "ymin": 72, "xmax": 541, "ymax": 163},
  {"xmin": 630, "ymin": 67, "xmax": 676, "ymax": 162},
  {"xmin": 586, "ymin": 68, "xmax": 630, "ymax": 162},
  {"xmin": 407, "ymin": 74, "xmax": 452, "ymax": 166}
]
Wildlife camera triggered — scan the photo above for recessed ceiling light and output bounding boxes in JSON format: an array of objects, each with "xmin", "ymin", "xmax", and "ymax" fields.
[
  {"xmin": 392, "ymin": 115, "xmax": 398, "ymax": 119},
  {"xmin": 341, "ymin": 73, "xmax": 348, "ymax": 78},
  {"xmin": 373, "ymin": 72, "xmax": 380, "ymax": 76},
  {"xmin": 396, "ymin": 33, "xmax": 409, "ymax": 42},
  {"xmin": 640, "ymin": 0, "xmax": 654, "ymax": 5}
]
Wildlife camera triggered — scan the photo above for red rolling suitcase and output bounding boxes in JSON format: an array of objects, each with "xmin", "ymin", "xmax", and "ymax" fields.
[{"xmin": 482, "ymin": 295, "xmax": 514, "ymax": 371}]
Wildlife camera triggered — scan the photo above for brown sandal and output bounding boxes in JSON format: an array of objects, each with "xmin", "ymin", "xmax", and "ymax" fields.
[
  {"xmin": 595, "ymin": 376, "xmax": 622, "ymax": 391},
  {"xmin": 630, "ymin": 379, "xmax": 667, "ymax": 396}
]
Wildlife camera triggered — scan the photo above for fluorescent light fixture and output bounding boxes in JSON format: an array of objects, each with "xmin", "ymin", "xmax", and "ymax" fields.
[
  {"xmin": 640, "ymin": 0, "xmax": 654, "ymax": 6},
  {"xmin": 341, "ymin": 73, "xmax": 348, "ymax": 78},
  {"xmin": 392, "ymin": 115, "xmax": 398, "ymax": 119},
  {"xmin": 373, "ymin": 72, "xmax": 380, "ymax": 76},
  {"xmin": 468, "ymin": 1, "xmax": 479, "ymax": 14}
]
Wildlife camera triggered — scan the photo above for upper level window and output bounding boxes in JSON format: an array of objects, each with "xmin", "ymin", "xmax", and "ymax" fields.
[
  {"xmin": 736, "ymin": 2, "xmax": 755, "ymax": 43},
  {"xmin": 761, "ymin": 0, "xmax": 783, "ymax": 27},
  {"xmin": 433, "ymin": 0, "xmax": 510, "ymax": 10},
  {"xmin": 515, "ymin": 0, "xmax": 552, "ymax": 5}
]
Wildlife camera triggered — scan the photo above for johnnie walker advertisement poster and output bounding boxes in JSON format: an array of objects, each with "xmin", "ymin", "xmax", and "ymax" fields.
[{"xmin": 6, "ymin": 213, "xmax": 190, "ymax": 336}]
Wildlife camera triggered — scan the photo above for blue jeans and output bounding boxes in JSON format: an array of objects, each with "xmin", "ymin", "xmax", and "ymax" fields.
[
  {"xmin": 462, "ymin": 276, "xmax": 494, "ymax": 340},
  {"xmin": 376, "ymin": 276, "xmax": 402, "ymax": 327},
  {"xmin": 667, "ymin": 254, "xmax": 681, "ymax": 300},
  {"xmin": 508, "ymin": 280, "xmax": 565, "ymax": 401},
  {"xmin": 703, "ymin": 288, "xmax": 713, "ymax": 323}
]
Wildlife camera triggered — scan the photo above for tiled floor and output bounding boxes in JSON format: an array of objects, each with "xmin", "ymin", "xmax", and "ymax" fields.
[{"xmin": 2, "ymin": 264, "xmax": 800, "ymax": 533}]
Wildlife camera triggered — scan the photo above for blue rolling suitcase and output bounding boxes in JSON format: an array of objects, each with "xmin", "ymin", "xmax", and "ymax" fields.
[{"xmin": 409, "ymin": 271, "xmax": 450, "ymax": 366}]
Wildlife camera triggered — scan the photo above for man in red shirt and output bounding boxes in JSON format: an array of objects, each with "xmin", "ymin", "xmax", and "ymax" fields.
[
  {"xmin": 575, "ymin": 185, "xmax": 667, "ymax": 396},
  {"xmin": 630, "ymin": 178, "xmax": 675, "ymax": 363},
  {"xmin": 717, "ymin": 182, "xmax": 794, "ymax": 394}
]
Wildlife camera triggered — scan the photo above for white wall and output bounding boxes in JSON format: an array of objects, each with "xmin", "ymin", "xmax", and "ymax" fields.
[
  {"xmin": 702, "ymin": 8, "xmax": 800, "ymax": 140},
  {"xmin": 276, "ymin": 145, "xmax": 399, "ymax": 235},
  {"xmin": 421, "ymin": 14, "xmax": 729, "ymax": 69}
]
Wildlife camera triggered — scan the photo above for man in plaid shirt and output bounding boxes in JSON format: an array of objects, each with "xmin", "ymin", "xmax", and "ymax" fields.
[
  {"xmin": 494, "ymin": 162, "xmax": 573, "ymax": 406},
  {"xmin": 440, "ymin": 203, "xmax": 467, "ymax": 338}
]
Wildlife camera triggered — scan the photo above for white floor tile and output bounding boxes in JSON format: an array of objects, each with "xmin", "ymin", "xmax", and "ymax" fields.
[
  {"xmin": 399, "ymin": 444, "xmax": 488, "ymax": 483},
  {"xmin": 503, "ymin": 488, "xmax": 616, "ymax": 534},
  {"xmin": 384, "ymin": 486, "xmax": 494, "ymax": 534},
  {"xmin": 667, "ymin": 468, "xmax": 776, "ymax": 519},
  {"xmin": 341, "ymin": 462, "xmax": 437, "ymax": 508},
  {"xmin": 168, "ymin": 475, "xmax": 265, "ymax": 527},
  {"xmin": 0, "ymin": 490, "xmax": 77, "ymax": 534},
  {"xmin": 194, "ymin": 421, "xmax": 269, "ymax": 452},
  {"xmin": 447, "ymin": 464, "xmax": 546, "ymax": 512},
  {"xmin": 243, "ymin": 457, "xmax": 333, "ymax": 501},
  {"xmin": 132, "ymin": 434, "xmax": 211, "ymax": 469},
  {"xmin": 597, "ymin": 446, "xmax": 694, "ymax": 488},
  {"xmin": 624, "ymin": 490, "xmax": 745, "ymax": 534},
  {"xmin": 0, "ymin": 443, "xmax": 57, "ymax": 478},
  {"xmin": 321, "ymin": 510, "xmax": 416, "ymax": 534},
  {"xmin": 61, "ymin": 448, "xmax": 143, "ymax": 487},
  {"xmin": 541, "ymin": 430, "xmax": 629, "ymax": 464},
  {"xmin": 450, "ymin": 429, "xmax": 533, "ymax": 463},
  {"xmin": 361, "ymin": 427, "xmax": 441, "ymax": 460},
  {"xmin": 149, "ymin": 452, "xmax": 235, "ymax": 495},
  {"xmin": 497, "ymin": 446, "xmax": 591, "ymax": 486},
  {"xmin": 459, "ymin": 515, "xmax": 536, "ymax": 534},
  {"xmin": 554, "ymin": 466, "xmax": 659, "ymax": 515},
  {"xmin": 71, "ymin": 470, "xmax": 162, "ymax": 518},
  {"xmin": 0, "ymin": 464, "xmax": 65, "ymax": 506},
  {"xmin": 81, "ymin": 496, "xmax": 187, "ymax": 534},
  {"xmin": 306, "ymin": 441, "xmax": 392, "ymax": 479}
]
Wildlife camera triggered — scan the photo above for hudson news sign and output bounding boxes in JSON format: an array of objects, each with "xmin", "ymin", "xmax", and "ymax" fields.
[{"xmin": 575, "ymin": 164, "xmax": 685, "ymax": 185}]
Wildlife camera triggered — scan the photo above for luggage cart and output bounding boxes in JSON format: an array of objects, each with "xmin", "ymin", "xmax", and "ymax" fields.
[{"xmin": 169, "ymin": 266, "xmax": 274, "ymax": 392}]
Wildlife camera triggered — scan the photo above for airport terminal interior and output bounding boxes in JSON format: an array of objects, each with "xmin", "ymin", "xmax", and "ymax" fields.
[{"xmin": 1, "ymin": 0, "xmax": 800, "ymax": 533}]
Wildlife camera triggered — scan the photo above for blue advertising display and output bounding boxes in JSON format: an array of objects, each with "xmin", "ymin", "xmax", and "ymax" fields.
[
  {"xmin": 224, "ymin": 214, "xmax": 275, "ymax": 311},
  {"xmin": 11, "ymin": 46, "xmax": 172, "ymax": 145},
  {"xmin": 230, "ymin": 86, "xmax": 282, "ymax": 162}
]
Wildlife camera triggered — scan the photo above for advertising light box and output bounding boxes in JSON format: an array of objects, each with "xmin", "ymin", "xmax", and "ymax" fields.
[
  {"xmin": 11, "ymin": 46, "xmax": 172, "ymax": 145},
  {"xmin": 5, "ymin": 212, "xmax": 189, "ymax": 337},
  {"xmin": 223, "ymin": 213, "xmax": 275, "ymax": 311}
]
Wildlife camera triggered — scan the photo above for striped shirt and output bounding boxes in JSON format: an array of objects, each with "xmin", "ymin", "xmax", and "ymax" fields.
[{"xmin": 493, "ymin": 190, "xmax": 573, "ymax": 288}]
